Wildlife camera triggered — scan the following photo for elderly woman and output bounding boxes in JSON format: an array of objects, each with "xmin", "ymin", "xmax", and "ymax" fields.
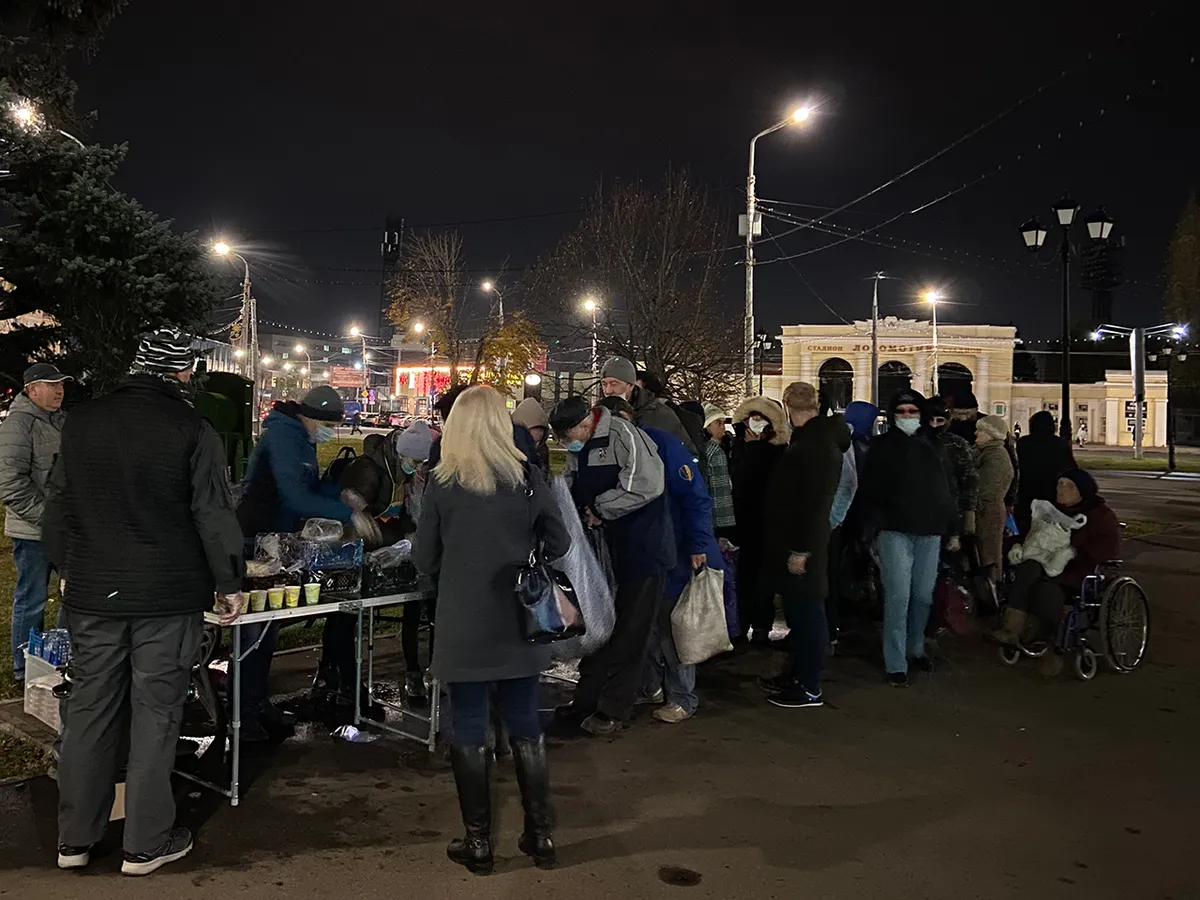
[
  {"xmin": 973, "ymin": 415, "xmax": 1014, "ymax": 583},
  {"xmin": 415, "ymin": 386, "xmax": 570, "ymax": 874}
]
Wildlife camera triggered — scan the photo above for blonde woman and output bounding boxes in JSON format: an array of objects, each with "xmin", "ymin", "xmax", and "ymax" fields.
[{"xmin": 414, "ymin": 385, "xmax": 569, "ymax": 875}]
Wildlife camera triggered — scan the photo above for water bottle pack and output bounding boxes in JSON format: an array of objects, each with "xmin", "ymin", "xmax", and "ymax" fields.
[{"xmin": 28, "ymin": 627, "xmax": 71, "ymax": 667}]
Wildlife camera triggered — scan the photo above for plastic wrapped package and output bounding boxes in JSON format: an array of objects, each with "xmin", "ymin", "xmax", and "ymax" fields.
[
  {"xmin": 546, "ymin": 476, "xmax": 615, "ymax": 660},
  {"xmin": 254, "ymin": 533, "xmax": 363, "ymax": 572},
  {"xmin": 301, "ymin": 518, "xmax": 346, "ymax": 542},
  {"xmin": 367, "ymin": 539, "xmax": 413, "ymax": 569}
]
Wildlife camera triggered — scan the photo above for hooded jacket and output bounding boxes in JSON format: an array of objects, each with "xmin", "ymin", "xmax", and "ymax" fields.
[
  {"xmin": 730, "ymin": 396, "xmax": 788, "ymax": 547},
  {"xmin": 763, "ymin": 411, "xmax": 850, "ymax": 591},
  {"xmin": 862, "ymin": 390, "xmax": 958, "ymax": 537},
  {"xmin": 511, "ymin": 398, "xmax": 551, "ymax": 475},
  {"xmin": 1015, "ymin": 410, "xmax": 1077, "ymax": 533}
]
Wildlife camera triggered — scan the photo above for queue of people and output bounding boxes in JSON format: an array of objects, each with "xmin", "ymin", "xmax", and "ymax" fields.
[{"xmin": 21, "ymin": 330, "xmax": 1123, "ymax": 878}]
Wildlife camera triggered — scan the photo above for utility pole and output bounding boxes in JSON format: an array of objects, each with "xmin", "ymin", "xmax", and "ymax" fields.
[
  {"xmin": 871, "ymin": 273, "xmax": 881, "ymax": 408},
  {"xmin": 380, "ymin": 218, "xmax": 403, "ymax": 339}
]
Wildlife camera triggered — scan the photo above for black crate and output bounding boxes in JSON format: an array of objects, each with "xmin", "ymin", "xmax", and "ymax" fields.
[{"xmin": 361, "ymin": 561, "xmax": 418, "ymax": 598}]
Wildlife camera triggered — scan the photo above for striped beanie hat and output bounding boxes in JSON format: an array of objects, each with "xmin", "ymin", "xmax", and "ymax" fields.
[{"xmin": 131, "ymin": 327, "xmax": 197, "ymax": 376}]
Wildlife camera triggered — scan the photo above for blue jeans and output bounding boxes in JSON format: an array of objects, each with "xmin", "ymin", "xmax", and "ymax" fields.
[
  {"xmin": 11, "ymin": 538, "xmax": 51, "ymax": 681},
  {"xmin": 446, "ymin": 676, "xmax": 541, "ymax": 746},
  {"xmin": 877, "ymin": 531, "xmax": 942, "ymax": 675},
  {"xmin": 642, "ymin": 595, "xmax": 698, "ymax": 714}
]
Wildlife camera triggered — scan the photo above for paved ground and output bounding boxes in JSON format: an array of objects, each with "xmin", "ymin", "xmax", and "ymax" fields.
[
  {"xmin": 2, "ymin": 530, "xmax": 1198, "ymax": 897},
  {"xmin": 1095, "ymin": 471, "xmax": 1200, "ymax": 524}
]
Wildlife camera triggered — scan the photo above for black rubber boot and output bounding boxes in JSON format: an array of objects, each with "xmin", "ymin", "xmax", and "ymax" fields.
[
  {"xmin": 511, "ymin": 736, "xmax": 557, "ymax": 869},
  {"xmin": 447, "ymin": 744, "xmax": 493, "ymax": 875}
]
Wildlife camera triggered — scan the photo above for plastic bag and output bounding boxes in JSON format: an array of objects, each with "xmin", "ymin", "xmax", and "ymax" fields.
[
  {"xmin": 546, "ymin": 476, "xmax": 616, "ymax": 659},
  {"xmin": 670, "ymin": 566, "xmax": 732, "ymax": 665},
  {"xmin": 585, "ymin": 525, "xmax": 616, "ymax": 596},
  {"xmin": 367, "ymin": 539, "xmax": 412, "ymax": 569},
  {"xmin": 302, "ymin": 518, "xmax": 345, "ymax": 542}
]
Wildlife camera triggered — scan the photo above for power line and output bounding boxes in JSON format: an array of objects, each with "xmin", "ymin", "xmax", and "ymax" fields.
[{"xmin": 244, "ymin": 208, "xmax": 582, "ymax": 237}]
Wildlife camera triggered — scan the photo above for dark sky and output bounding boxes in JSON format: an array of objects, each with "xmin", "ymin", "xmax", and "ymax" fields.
[{"xmin": 74, "ymin": 1, "xmax": 1196, "ymax": 343}]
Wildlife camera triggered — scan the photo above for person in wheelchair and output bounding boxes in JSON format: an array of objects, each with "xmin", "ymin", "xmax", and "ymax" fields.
[{"xmin": 988, "ymin": 469, "xmax": 1120, "ymax": 674}]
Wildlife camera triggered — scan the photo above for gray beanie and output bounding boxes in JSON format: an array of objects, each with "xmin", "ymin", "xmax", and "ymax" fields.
[
  {"xmin": 600, "ymin": 356, "xmax": 637, "ymax": 386},
  {"xmin": 393, "ymin": 420, "xmax": 433, "ymax": 461}
]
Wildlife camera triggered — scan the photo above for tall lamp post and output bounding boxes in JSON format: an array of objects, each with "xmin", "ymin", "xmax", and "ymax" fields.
[
  {"xmin": 923, "ymin": 290, "xmax": 941, "ymax": 396},
  {"xmin": 582, "ymin": 296, "xmax": 600, "ymax": 398},
  {"xmin": 741, "ymin": 105, "xmax": 813, "ymax": 397},
  {"xmin": 214, "ymin": 241, "xmax": 259, "ymax": 425},
  {"xmin": 752, "ymin": 332, "xmax": 776, "ymax": 396},
  {"xmin": 294, "ymin": 344, "xmax": 311, "ymax": 390},
  {"xmin": 481, "ymin": 280, "xmax": 505, "ymax": 326},
  {"xmin": 349, "ymin": 325, "xmax": 371, "ymax": 407},
  {"xmin": 1019, "ymin": 196, "xmax": 1114, "ymax": 439},
  {"xmin": 1092, "ymin": 322, "xmax": 1183, "ymax": 460},
  {"xmin": 1149, "ymin": 338, "xmax": 1189, "ymax": 472}
]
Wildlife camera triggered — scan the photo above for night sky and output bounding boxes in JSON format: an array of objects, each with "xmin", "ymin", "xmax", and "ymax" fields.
[{"xmin": 74, "ymin": 2, "xmax": 1196, "ymax": 343}]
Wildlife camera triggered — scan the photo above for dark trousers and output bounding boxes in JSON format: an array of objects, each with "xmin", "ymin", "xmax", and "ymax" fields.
[
  {"xmin": 321, "ymin": 613, "xmax": 358, "ymax": 684},
  {"xmin": 447, "ymin": 676, "xmax": 541, "ymax": 745},
  {"xmin": 236, "ymin": 621, "xmax": 280, "ymax": 718},
  {"xmin": 826, "ymin": 526, "xmax": 843, "ymax": 642},
  {"xmin": 573, "ymin": 574, "xmax": 665, "ymax": 721},
  {"xmin": 780, "ymin": 573, "xmax": 828, "ymax": 696},
  {"xmin": 401, "ymin": 599, "xmax": 437, "ymax": 672},
  {"xmin": 1007, "ymin": 559, "xmax": 1067, "ymax": 638},
  {"xmin": 58, "ymin": 610, "xmax": 202, "ymax": 855},
  {"xmin": 737, "ymin": 549, "xmax": 776, "ymax": 638}
]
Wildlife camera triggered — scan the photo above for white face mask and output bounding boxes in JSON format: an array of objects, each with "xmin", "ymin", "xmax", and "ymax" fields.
[
  {"xmin": 747, "ymin": 418, "xmax": 769, "ymax": 435},
  {"xmin": 895, "ymin": 417, "xmax": 921, "ymax": 437}
]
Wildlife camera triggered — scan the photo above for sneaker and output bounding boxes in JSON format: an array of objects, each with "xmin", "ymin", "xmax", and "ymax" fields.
[
  {"xmin": 579, "ymin": 712, "xmax": 623, "ymax": 736},
  {"xmin": 405, "ymin": 671, "xmax": 428, "ymax": 705},
  {"xmin": 911, "ymin": 656, "xmax": 934, "ymax": 674},
  {"xmin": 635, "ymin": 687, "xmax": 665, "ymax": 706},
  {"xmin": 757, "ymin": 672, "xmax": 796, "ymax": 696},
  {"xmin": 886, "ymin": 672, "xmax": 909, "ymax": 688},
  {"xmin": 57, "ymin": 844, "xmax": 91, "ymax": 870},
  {"xmin": 122, "ymin": 827, "xmax": 193, "ymax": 876},
  {"xmin": 767, "ymin": 687, "xmax": 824, "ymax": 709},
  {"xmin": 652, "ymin": 703, "xmax": 693, "ymax": 724}
]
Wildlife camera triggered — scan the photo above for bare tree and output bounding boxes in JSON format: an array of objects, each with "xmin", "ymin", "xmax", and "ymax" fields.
[
  {"xmin": 521, "ymin": 170, "xmax": 741, "ymax": 405},
  {"xmin": 386, "ymin": 230, "xmax": 474, "ymax": 385}
]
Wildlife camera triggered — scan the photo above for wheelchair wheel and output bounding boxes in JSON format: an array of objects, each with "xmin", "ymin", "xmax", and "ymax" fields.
[
  {"xmin": 998, "ymin": 646, "xmax": 1022, "ymax": 666},
  {"xmin": 1099, "ymin": 577, "xmax": 1150, "ymax": 673},
  {"xmin": 1073, "ymin": 647, "xmax": 1098, "ymax": 681}
]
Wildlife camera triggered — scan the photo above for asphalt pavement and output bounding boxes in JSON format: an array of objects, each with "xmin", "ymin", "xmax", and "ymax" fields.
[
  {"xmin": 2, "ymin": 487, "xmax": 1198, "ymax": 898},
  {"xmin": 1095, "ymin": 471, "xmax": 1200, "ymax": 524}
]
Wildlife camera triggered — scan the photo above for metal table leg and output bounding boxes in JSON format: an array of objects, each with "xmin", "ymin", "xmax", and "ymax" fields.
[{"xmin": 230, "ymin": 622, "xmax": 242, "ymax": 807}]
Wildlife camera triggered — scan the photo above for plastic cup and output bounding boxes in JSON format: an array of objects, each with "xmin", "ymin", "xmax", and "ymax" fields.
[
  {"xmin": 239, "ymin": 593, "xmax": 250, "ymax": 614},
  {"xmin": 285, "ymin": 585, "xmax": 302, "ymax": 608},
  {"xmin": 250, "ymin": 590, "xmax": 268, "ymax": 613},
  {"xmin": 267, "ymin": 587, "xmax": 285, "ymax": 610},
  {"xmin": 304, "ymin": 583, "xmax": 322, "ymax": 605}
]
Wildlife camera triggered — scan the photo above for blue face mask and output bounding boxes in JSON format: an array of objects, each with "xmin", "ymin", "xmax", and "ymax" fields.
[
  {"xmin": 895, "ymin": 417, "xmax": 921, "ymax": 437},
  {"xmin": 401, "ymin": 461, "xmax": 417, "ymax": 476},
  {"xmin": 565, "ymin": 440, "xmax": 585, "ymax": 454},
  {"xmin": 314, "ymin": 425, "xmax": 337, "ymax": 443}
]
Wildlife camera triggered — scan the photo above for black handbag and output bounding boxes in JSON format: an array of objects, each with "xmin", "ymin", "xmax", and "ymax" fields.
[{"xmin": 514, "ymin": 478, "xmax": 585, "ymax": 644}]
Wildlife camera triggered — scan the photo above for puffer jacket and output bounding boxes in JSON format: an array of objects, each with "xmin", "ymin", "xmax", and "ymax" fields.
[{"xmin": 0, "ymin": 393, "xmax": 65, "ymax": 540}]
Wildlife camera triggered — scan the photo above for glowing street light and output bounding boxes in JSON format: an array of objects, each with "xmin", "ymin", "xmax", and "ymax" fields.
[
  {"xmin": 922, "ymin": 289, "xmax": 943, "ymax": 395},
  {"xmin": 481, "ymin": 280, "xmax": 504, "ymax": 324},
  {"xmin": 581, "ymin": 296, "xmax": 600, "ymax": 394},
  {"xmin": 412, "ymin": 322, "xmax": 425, "ymax": 334},
  {"xmin": 283, "ymin": 362, "xmax": 293, "ymax": 372},
  {"xmin": 262, "ymin": 356, "xmax": 273, "ymax": 366},
  {"xmin": 742, "ymin": 102, "xmax": 818, "ymax": 395},
  {"xmin": 524, "ymin": 372, "xmax": 542, "ymax": 387},
  {"xmin": 7, "ymin": 98, "xmax": 84, "ymax": 147}
]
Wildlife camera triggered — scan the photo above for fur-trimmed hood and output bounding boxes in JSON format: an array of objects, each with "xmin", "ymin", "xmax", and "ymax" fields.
[{"xmin": 733, "ymin": 396, "xmax": 789, "ymax": 446}]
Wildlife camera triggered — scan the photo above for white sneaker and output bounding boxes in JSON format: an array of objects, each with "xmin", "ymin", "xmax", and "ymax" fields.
[{"xmin": 652, "ymin": 703, "xmax": 693, "ymax": 724}]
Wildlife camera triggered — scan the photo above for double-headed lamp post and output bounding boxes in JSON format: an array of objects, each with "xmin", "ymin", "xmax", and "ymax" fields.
[
  {"xmin": 742, "ymin": 104, "xmax": 813, "ymax": 397},
  {"xmin": 1020, "ymin": 196, "xmax": 1115, "ymax": 439},
  {"xmin": 1092, "ymin": 322, "xmax": 1183, "ymax": 461},
  {"xmin": 1150, "ymin": 336, "xmax": 1189, "ymax": 472},
  {"xmin": 923, "ymin": 290, "xmax": 942, "ymax": 396}
]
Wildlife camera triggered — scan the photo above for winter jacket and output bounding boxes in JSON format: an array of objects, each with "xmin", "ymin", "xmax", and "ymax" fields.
[
  {"xmin": 237, "ymin": 404, "xmax": 353, "ymax": 539},
  {"xmin": 1054, "ymin": 494, "xmax": 1121, "ymax": 591},
  {"xmin": 863, "ymin": 396, "xmax": 958, "ymax": 538},
  {"xmin": 730, "ymin": 396, "xmax": 788, "ymax": 550},
  {"xmin": 631, "ymin": 386, "xmax": 696, "ymax": 454},
  {"xmin": 1015, "ymin": 414, "xmax": 1077, "ymax": 534},
  {"xmin": 644, "ymin": 426, "xmax": 724, "ymax": 598},
  {"xmin": 951, "ymin": 412, "xmax": 1019, "ymax": 507},
  {"xmin": 43, "ymin": 376, "xmax": 244, "ymax": 618},
  {"xmin": 703, "ymin": 438, "xmax": 736, "ymax": 530},
  {"xmin": 565, "ymin": 407, "xmax": 674, "ymax": 581},
  {"xmin": 512, "ymin": 398, "xmax": 552, "ymax": 475},
  {"xmin": 935, "ymin": 428, "xmax": 979, "ymax": 525},
  {"xmin": 974, "ymin": 439, "xmax": 1015, "ymax": 579},
  {"xmin": 763, "ymin": 413, "xmax": 849, "ymax": 592},
  {"xmin": 0, "ymin": 393, "xmax": 65, "ymax": 540},
  {"xmin": 415, "ymin": 464, "xmax": 570, "ymax": 683}
]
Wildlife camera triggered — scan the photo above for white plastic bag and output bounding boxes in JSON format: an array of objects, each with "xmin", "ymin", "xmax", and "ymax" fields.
[
  {"xmin": 301, "ymin": 518, "xmax": 345, "ymax": 542},
  {"xmin": 670, "ymin": 566, "xmax": 732, "ymax": 665},
  {"xmin": 547, "ymin": 476, "xmax": 615, "ymax": 659}
]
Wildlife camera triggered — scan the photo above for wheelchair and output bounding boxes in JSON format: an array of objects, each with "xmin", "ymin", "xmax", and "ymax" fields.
[{"xmin": 997, "ymin": 560, "xmax": 1151, "ymax": 680}]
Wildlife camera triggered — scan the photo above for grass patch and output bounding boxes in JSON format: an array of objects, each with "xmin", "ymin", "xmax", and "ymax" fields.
[
  {"xmin": 1121, "ymin": 519, "xmax": 1172, "ymax": 540},
  {"xmin": 1077, "ymin": 454, "xmax": 1200, "ymax": 474},
  {"xmin": 0, "ymin": 731, "xmax": 49, "ymax": 782}
]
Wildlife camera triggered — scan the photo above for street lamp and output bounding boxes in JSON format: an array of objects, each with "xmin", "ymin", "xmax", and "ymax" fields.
[
  {"xmin": 752, "ymin": 332, "xmax": 776, "ymax": 396},
  {"xmin": 582, "ymin": 296, "xmax": 600, "ymax": 397},
  {"xmin": 1149, "ymin": 341, "xmax": 1189, "ymax": 472},
  {"xmin": 349, "ymin": 324, "xmax": 370, "ymax": 405},
  {"xmin": 741, "ymin": 104, "xmax": 814, "ymax": 396},
  {"xmin": 1093, "ymin": 321, "xmax": 1182, "ymax": 460},
  {"xmin": 294, "ymin": 344, "xmax": 311, "ymax": 389},
  {"xmin": 1019, "ymin": 193, "xmax": 1115, "ymax": 440},
  {"xmin": 923, "ymin": 290, "xmax": 941, "ymax": 396},
  {"xmin": 7, "ymin": 98, "xmax": 85, "ymax": 147},
  {"xmin": 481, "ymin": 279, "xmax": 504, "ymax": 325}
]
